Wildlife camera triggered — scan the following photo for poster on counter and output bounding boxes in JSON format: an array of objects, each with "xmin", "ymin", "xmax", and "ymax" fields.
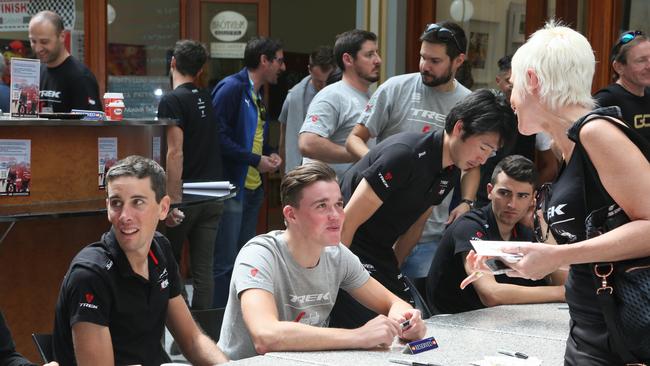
[
  {"xmin": 152, "ymin": 136, "xmax": 161, "ymax": 164},
  {"xmin": 9, "ymin": 57, "xmax": 40, "ymax": 117},
  {"xmin": 0, "ymin": 139, "xmax": 31, "ymax": 196},
  {"xmin": 98, "ymin": 137, "xmax": 118, "ymax": 189}
]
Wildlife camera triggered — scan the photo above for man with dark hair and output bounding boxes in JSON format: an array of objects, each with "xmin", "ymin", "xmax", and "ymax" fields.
[
  {"xmin": 52, "ymin": 156, "xmax": 228, "ymax": 365},
  {"xmin": 298, "ymin": 30, "xmax": 381, "ymax": 178},
  {"xmin": 345, "ymin": 21, "xmax": 474, "ymax": 288},
  {"xmin": 330, "ymin": 89, "xmax": 516, "ymax": 328},
  {"xmin": 426, "ymin": 155, "xmax": 565, "ymax": 314},
  {"xmin": 218, "ymin": 162, "xmax": 425, "ymax": 360},
  {"xmin": 211, "ymin": 37, "xmax": 283, "ymax": 308},
  {"xmin": 594, "ymin": 30, "xmax": 650, "ymax": 141},
  {"xmin": 279, "ymin": 46, "xmax": 336, "ymax": 174},
  {"xmin": 157, "ymin": 39, "xmax": 223, "ymax": 311},
  {"xmin": 28, "ymin": 11, "xmax": 101, "ymax": 113},
  {"xmin": 474, "ymin": 55, "xmax": 558, "ymax": 208}
]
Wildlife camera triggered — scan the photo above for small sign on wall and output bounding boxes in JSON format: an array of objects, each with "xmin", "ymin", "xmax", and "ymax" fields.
[
  {"xmin": 0, "ymin": 139, "xmax": 31, "ymax": 196},
  {"xmin": 210, "ymin": 42, "xmax": 246, "ymax": 59},
  {"xmin": 98, "ymin": 137, "xmax": 118, "ymax": 189}
]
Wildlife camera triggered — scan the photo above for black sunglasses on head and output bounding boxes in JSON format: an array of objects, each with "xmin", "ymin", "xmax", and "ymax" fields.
[{"xmin": 424, "ymin": 23, "xmax": 465, "ymax": 53}]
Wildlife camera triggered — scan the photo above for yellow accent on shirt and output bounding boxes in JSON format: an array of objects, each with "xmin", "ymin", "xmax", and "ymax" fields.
[{"xmin": 245, "ymin": 92, "xmax": 264, "ymax": 190}]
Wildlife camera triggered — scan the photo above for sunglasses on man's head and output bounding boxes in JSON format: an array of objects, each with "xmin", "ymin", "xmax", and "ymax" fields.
[
  {"xmin": 533, "ymin": 183, "xmax": 552, "ymax": 243},
  {"xmin": 611, "ymin": 30, "xmax": 645, "ymax": 59},
  {"xmin": 424, "ymin": 24, "xmax": 464, "ymax": 53}
]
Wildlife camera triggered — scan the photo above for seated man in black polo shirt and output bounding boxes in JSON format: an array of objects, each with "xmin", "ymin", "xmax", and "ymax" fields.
[
  {"xmin": 52, "ymin": 156, "xmax": 228, "ymax": 365},
  {"xmin": 426, "ymin": 155, "xmax": 565, "ymax": 314},
  {"xmin": 331, "ymin": 89, "xmax": 517, "ymax": 328}
]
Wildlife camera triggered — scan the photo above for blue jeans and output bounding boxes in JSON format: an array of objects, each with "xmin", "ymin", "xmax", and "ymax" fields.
[
  {"xmin": 212, "ymin": 186, "xmax": 264, "ymax": 308},
  {"xmin": 400, "ymin": 240, "xmax": 440, "ymax": 279}
]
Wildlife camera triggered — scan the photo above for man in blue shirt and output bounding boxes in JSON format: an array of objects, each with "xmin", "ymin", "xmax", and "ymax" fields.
[{"xmin": 211, "ymin": 37, "xmax": 284, "ymax": 307}]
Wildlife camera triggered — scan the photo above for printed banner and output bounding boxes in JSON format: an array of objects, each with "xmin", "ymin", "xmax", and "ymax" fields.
[
  {"xmin": 10, "ymin": 57, "xmax": 39, "ymax": 117},
  {"xmin": 0, "ymin": 139, "xmax": 31, "ymax": 196},
  {"xmin": 98, "ymin": 137, "xmax": 117, "ymax": 189}
]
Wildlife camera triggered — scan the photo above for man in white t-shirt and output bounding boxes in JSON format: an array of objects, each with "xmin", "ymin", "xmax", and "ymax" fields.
[
  {"xmin": 218, "ymin": 162, "xmax": 425, "ymax": 360},
  {"xmin": 298, "ymin": 30, "xmax": 382, "ymax": 178}
]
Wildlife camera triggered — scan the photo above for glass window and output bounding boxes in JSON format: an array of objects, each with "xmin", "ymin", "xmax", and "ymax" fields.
[
  {"xmin": 107, "ymin": 0, "xmax": 179, "ymax": 118},
  {"xmin": 621, "ymin": 0, "xmax": 649, "ymax": 34},
  {"xmin": 436, "ymin": 0, "xmax": 527, "ymax": 90}
]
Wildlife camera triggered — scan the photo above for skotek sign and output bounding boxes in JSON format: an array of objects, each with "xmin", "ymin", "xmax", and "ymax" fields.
[{"xmin": 210, "ymin": 11, "xmax": 247, "ymax": 42}]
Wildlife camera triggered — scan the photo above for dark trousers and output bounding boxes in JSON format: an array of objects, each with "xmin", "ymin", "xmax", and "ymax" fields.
[
  {"xmin": 329, "ymin": 261, "xmax": 414, "ymax": 329},
  {"xmin": 165, "ymin": 201, "xmax": 224, "ymax": 310}
]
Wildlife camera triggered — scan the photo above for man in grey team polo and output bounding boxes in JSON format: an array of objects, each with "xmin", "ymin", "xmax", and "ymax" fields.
[
  {"xmin": 278, "ymin": 46, "xmax": 336, "ymax": 174},
  {"xmin": 345, "ymin": 21, "xmax": 476, "ymax": 289},
  {"xmin": 298, "ymin": 29, "xmax": 381, "ymax": 179}
]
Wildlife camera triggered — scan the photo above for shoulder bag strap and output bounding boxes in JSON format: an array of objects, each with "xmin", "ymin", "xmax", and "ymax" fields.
[{"xmin": 571, "ymin": 114, "xmax": 650, "ymax": 364}]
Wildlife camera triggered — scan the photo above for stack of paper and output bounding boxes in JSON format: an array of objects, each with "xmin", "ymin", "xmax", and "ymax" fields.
[{"xmin": 183, "ymin": 181, "xmax": 234, "ymax": 197}]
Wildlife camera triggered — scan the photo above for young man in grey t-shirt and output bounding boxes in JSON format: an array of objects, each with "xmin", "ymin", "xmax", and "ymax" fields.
[
  {"xmin": 218, "ymin": 162, "xmax": 425, "ymax": 360},
  {"xmin": 298, "ymin": 29, "xmax": 381, "ymax": 178}
]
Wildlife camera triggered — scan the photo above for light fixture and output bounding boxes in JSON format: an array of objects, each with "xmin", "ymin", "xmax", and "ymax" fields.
[{"xmin": 450, "ymin": 0, "xmax": 474, "ymax": 22}]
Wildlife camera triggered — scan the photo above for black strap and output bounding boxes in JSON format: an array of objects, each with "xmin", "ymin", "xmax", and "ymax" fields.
[{"xmin": 570, "ymin": 111, "xmax": 650, "ymax": 364}]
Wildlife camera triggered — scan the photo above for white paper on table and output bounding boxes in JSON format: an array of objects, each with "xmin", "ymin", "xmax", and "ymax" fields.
[
  {"xmin": 183, "ymin": 188, "xmax": 232, "ymax": 197},
  {"xmin": 469, "ymin": 240, "xmax": 529, "ymax": 261},
  {"xmin": 182, "ymin": 181, "xmax": 233, "ymax": 190}
]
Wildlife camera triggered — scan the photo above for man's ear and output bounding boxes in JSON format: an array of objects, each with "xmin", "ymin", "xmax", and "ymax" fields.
[
  {"xmin": 452, "ymin": 119, "xmax": 464, "ymax": 137},
  {"xmin": 486, "ymin": 183, "xmax": 494, "ymax": 200},
  {"xmin": 341, "ymin": 53, "xmax": 354, "ymax": 69},
  {"xmin": 612, "ymin": 60, "xmax": 625, "ymax": 77},
  {"xmin": 452, "ymin": 54, "xmax": 466, "ymax": 71},
  {"xmin": 282, "ymin": 205, "xmax": 296, "ymax": 225},
  {"xmin": 159, "ymin": 195, "xmax": 171, "ymax": 220}
]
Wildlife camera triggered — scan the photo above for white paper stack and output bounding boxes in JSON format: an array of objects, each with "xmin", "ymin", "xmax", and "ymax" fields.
[{"xmin": 182, "ymin": 181, "xmax": 234, "ymax": 197}]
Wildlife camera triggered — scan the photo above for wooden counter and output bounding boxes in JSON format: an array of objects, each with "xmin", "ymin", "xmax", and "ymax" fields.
[{"xmin": 0, "ymin": 118, "xmax": 169, "ymax": 361}]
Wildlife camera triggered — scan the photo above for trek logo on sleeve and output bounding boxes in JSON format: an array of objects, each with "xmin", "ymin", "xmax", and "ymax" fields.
[
  {"xmin": 310, "ymin": 115, "xmax": 319, "ymax": 123},
  {"xmin": 79, "ymin": 292, "xmax": 98, "ymax": 309},
  {"xmin": 378, "ymin": 171, "xmax": 393, "ymax": 188}
]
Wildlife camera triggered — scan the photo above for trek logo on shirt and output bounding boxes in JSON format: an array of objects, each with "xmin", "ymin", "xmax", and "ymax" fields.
[
  {"xmin": 40, "ymin": 90, "xmax": 61, "ymax": 99},
  {"xmin": 422, "ymin": 126, "xmax": 431, "ymax": 133},
  {"xmin": 410, "ymin": 109, "xmax": 446, "ymax": 124},
  {"xmin": 79, "ymin": 292, "xmax": 98, "ymax": 309},
  {"xmin": 364, "ymin": 103, "xmax": 373, "ymax": 112},
  {"xmin": 417, "ymin": 151, "xmax": 427, "ymax": 158},
  {"xmin": 378, "ymin": 171, "xmax": 392, "ymax": 188},
  {"xmin": 250, "ymin": 268, "xmax": 259, "ymax": 277},
  {"xmin": 547, "ymin": 204, "xmax": 566, "ymax": 218},
  {"xmin": 310, "ymin": 115, "xmax": 319, "ymax": 123},
  {"xmin": 289, "ymin": 292, "xmax": 331, "ymax": 305}
]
